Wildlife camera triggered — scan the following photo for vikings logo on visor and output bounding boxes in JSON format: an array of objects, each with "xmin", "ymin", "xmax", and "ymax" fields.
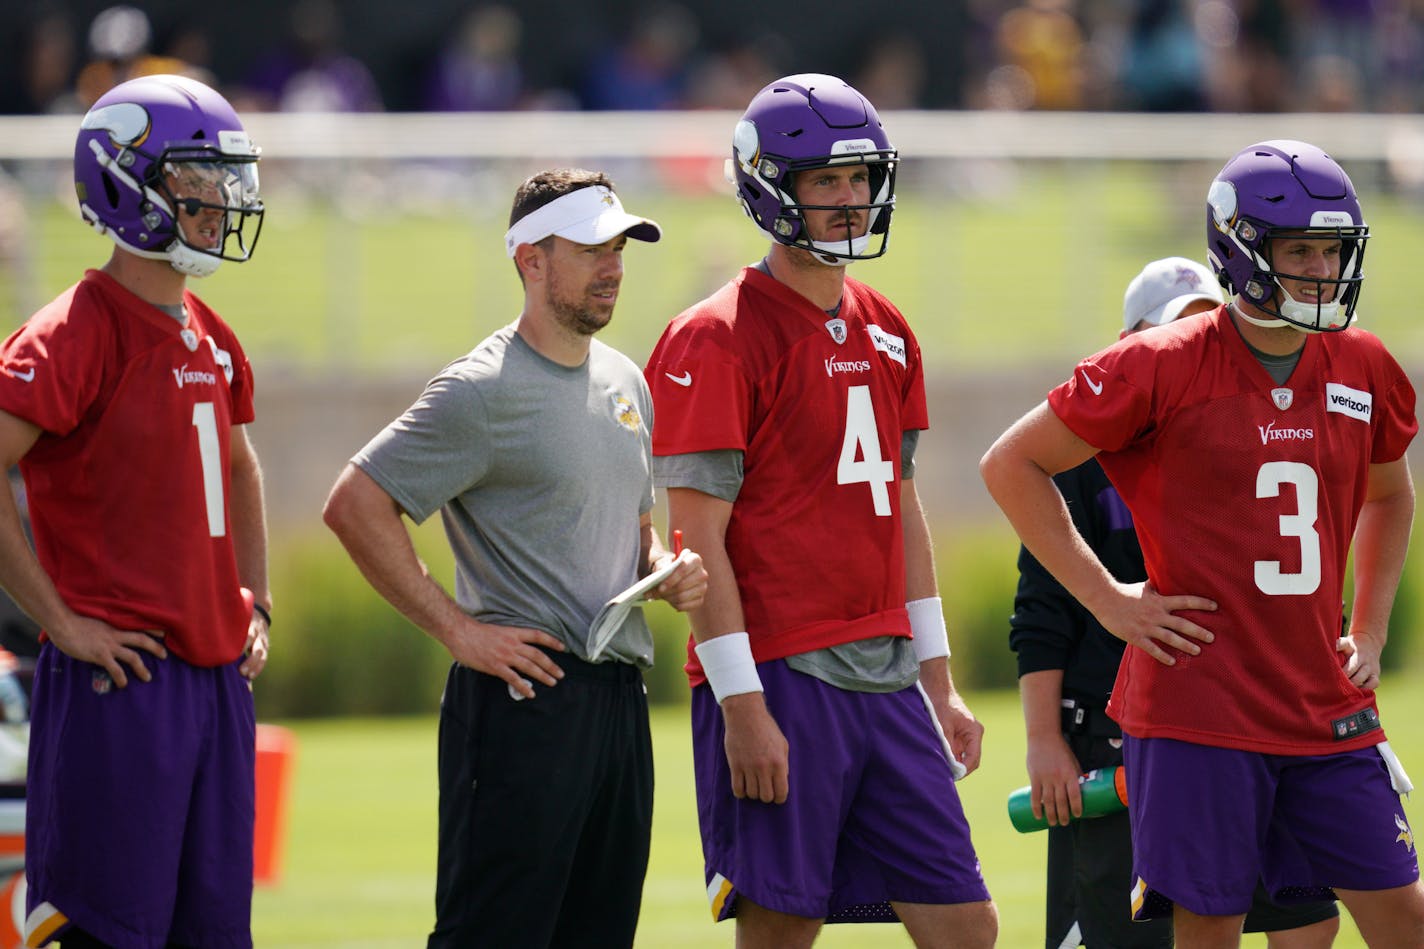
[{"xmin": 504, "ymin": 186, "xmax": 661, "ymax": 257}]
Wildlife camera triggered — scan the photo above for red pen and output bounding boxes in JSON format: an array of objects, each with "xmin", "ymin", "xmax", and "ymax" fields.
[{"xmin": 673, "ymin": 529, "xmax": 683, "ymax": 556}]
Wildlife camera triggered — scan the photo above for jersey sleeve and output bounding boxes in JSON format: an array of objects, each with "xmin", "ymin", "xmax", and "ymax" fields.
[
  {"xmin": 901, "ymin": 324, "xmax": 929, "ymax": 434},
  {"xmin": 1047, "ymin": 342, "xmax": 1156, "ymax": 452},
  {"xmin": 1371, "ymin": 349, "xmax": 1418, "ymax": 463},
  {"xmin": 0, "ymin": 292, "xmax": 105, "ymax": 436},
  {"xmin": 645, "ymin": 316, "xmax": 752, "ymax": 455}
]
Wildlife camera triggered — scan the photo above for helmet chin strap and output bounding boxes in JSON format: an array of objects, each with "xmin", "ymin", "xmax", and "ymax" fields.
[
  {"xmin": 808, "ymin": 233, "xmax": 870, "ymax": 266},
  {"xmin": 167, "ymin": 242, "xmax": 223, "ymax": 277},
  {"xmin": 1233, "ymin": 300, "xmax": 1290, "ymax": 330},
  {"xmin": 1278, "ymin": 288, "xmax": 1342, "ymax": 333},
  {"xmin": 1235, "ymin": 283, "xmax": 1342, "ymax": 334}
]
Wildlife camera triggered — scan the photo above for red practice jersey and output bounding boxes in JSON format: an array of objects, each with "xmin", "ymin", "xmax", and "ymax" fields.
[
  {"xmin": 645, "ymin": 267, "xmax": 929, "ymax": 685},
  {"xmin": 1049, "ymin": 306, "xmax": 1416, "ymax": 754},
  {"xmin": 0, "ymin": 270, "xmax": 256, "ymax": 666}
]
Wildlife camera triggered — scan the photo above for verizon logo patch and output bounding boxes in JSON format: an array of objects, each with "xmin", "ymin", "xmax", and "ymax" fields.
[
  {"xmin": 1325, "ymin": 383, "xmax": 1372, "ymax": 423},
  {"xmin": 866, "ymin": 325, "xmax": 906, "ymax": 367}
]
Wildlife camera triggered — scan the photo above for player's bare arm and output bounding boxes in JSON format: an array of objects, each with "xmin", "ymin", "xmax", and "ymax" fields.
[
  {"xmin": 668, "ymin": 485, "xmax": 790, "ymax": 804},
  {"xmin": 903, "ymin": 478, "xmax": 985, "ymax": 773},
  {"xmin": 229, "ymin": 423, "xmax": 271, "ymax": 680},
  {"xmin": 0, "ymin": 408, "xmax": 166, "ymax": 686},
  {"xmin": 1339, "ymin": 455, "xmax": 1416, "ymax": 691},
  {"xmin": 981, "ymin": 401, "xmax": 1217, "ymax": 665},
  {"xmin": 638, "ymin": 513, "xmax": 709, "ymax": 612},
  {"xmin": 323, "ymin": 463, "xmax": 565, "ymax": 699},
  {"xmin": 1019, "ymin": 669, "xmax": 1084, "ymax": 826}
]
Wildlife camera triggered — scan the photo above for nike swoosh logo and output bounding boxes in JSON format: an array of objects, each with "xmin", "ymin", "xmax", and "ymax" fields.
[
  {"xmin": 665, "ymin": 371, "xmax": 692, "ymax": 387},
  {"xmin": 1081, "ymin": 370, "xmax": 1103, "ymax": 395},
  {"xmin": 5, "ymin": 367, "xmax": 34, "ymax": 383}
]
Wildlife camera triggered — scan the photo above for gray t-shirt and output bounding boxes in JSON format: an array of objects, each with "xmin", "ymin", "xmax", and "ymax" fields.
[{"xmin": 354, "ymin": 325, "xmax": 657, "ymax": 667}]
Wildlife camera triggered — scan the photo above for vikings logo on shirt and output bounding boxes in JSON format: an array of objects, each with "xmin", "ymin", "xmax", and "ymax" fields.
[{"xmin": 612, "ymin": 394, "xmax": 642, "ymax": 433}]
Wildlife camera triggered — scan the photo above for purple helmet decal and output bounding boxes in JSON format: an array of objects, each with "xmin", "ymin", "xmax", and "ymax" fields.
[
  {"xmin": 729, "ymin": 73, "xmax": 896, "ymax": 264},
  {"xmin": 75, "ymin": 73, "xmax": 264, "ymax": 277},
  {"xmin": 1206, "ymin": 140, "xmax": 1366, "ymax": 332}
]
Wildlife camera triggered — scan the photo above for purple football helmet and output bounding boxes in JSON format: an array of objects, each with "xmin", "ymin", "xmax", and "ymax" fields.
[
  {"xmin": 75, "ymin": 74, "xmax": 264, "ymax": 277},
  {"xmin": 1206, "ymin": 140, "xmax": 1366, "ymax": 332},
  {"xmin": 729, "ymin": 73, "xmax": 896, "ymax": 265}
]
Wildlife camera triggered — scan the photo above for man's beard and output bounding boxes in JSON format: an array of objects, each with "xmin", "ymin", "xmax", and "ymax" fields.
[{"xmin": 547, "ymin": 278, "xmax": 614, "ymax": 336}]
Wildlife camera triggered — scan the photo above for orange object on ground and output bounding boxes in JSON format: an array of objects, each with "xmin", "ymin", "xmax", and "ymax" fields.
[{"xmin": 254, "ymin": 723, "xmax": 296, "ymax": 886}]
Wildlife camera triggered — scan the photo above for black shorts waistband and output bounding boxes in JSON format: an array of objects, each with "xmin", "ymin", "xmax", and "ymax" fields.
[
  {"xmin": 1062, "ymin": 700, "xmax": 1123, "ymax": 739},
  {"xmin": 541, "ymin": 646, "xmax": 643, "ymax": 685}
]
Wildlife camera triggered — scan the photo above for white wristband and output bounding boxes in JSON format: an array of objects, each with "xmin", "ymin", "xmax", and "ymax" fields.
[
  {"xmin": 694, "ymin": 632, "xmax": 764, "ymax": 703},
  {"xmin": 908, "ymin": 596, "xmax": 951, "ymax": 662}
]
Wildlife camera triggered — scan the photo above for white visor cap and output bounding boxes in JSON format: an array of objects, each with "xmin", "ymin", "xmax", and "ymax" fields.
[
  {"xmin": 504, "ymin": 185, "xmax": 662, "ymax": 258},
  {"xmin": 1123, "ymin": 256, "xmax": 1223, "ymax": 331}
]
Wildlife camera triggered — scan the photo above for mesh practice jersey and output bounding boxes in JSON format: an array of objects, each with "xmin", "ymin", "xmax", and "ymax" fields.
[
  {"xmin": 1048, "ymin": 306, "xmax": 1416, "ymax": 754},
  {"xmin": 0, "ymin": 270, "xmax": 256, "ymax": 666},
  {"xmin": 645, "ymin": 267, "xmax": 929, "ymax": 684}
]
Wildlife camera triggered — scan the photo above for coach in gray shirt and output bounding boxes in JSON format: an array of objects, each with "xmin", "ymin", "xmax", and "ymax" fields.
[{"xmin": 323, "ymin": 167, "xmax": 707, "ymax": 949}]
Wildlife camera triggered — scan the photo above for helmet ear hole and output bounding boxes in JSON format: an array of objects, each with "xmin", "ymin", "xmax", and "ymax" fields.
[{"xmin": 100, "ymin": 170, "xmax": 121, "ymax": 210}]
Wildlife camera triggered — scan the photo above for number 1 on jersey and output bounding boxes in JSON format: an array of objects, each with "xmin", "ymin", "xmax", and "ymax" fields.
[
  {"xmin": 837, "ymin": 385, "xmax": 894, "ymax": 516},
  {"xmin": 192, "ymin": 401, "xmax": 226, "ymax": 538}
]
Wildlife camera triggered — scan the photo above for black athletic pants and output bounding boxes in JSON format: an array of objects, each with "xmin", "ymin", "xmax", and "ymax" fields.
[{"xmin": 427, "ymin": 652, "xmax": 653, "ymax": 949}]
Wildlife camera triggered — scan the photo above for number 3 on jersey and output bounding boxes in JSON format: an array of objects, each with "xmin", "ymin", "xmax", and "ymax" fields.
[
  {"xmin": 1255, "ymin": 460, "xmax": 1320, "ymax": 595},
  {"xmin": 837, "ymin": 385, "xmax": 895, "ymax": 516}
]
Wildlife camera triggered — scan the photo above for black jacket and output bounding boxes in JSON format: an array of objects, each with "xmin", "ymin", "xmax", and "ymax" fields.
[{"xmin": 1008, "ymin": 458, "xmax": 1144, "ymax": 717}]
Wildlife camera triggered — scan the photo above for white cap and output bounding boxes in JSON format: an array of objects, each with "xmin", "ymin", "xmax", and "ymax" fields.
[
  {"xmin": 1122, "ymin": 257, "xmax": 1222, "ymax": 332},
  {"xmin": 504, "ymin": 185, "xmax": 661, "ymax": 258}
]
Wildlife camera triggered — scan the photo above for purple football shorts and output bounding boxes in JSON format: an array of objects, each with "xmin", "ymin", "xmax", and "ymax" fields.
[
  {"xmin": 25, "ymin": 642, "xmax": 256, "ymax": 948},
  {"xmin": 691, "ymin": 659, "xmax": 990, "ymax": 923},
  {"xmin": 1123, "ymin": 734, "xmax": 1419, "ymax": 920}
]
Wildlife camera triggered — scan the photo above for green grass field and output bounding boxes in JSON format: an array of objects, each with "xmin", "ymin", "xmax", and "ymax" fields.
[{"xmin": 252, "ymin": 676, "xmax": 1424, "ymax": 947}]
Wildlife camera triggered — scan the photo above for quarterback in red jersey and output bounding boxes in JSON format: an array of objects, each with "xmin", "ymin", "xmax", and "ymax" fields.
[
  {"xmin": 0, "ymin": 75, "xmax": 271, "ymax": 947},
  {"xmin": 646, "ymin": 74, "xmax": 997, "ymax": 948},
  {"xmin": 982, "ymin": 140, "xmax": 1424, "ymax": 946}
]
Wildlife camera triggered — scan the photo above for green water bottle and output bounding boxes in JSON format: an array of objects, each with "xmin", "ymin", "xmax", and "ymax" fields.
[{"xmin": 1006, "ymin": 766, "xmax": 1129, "ymax": 833}]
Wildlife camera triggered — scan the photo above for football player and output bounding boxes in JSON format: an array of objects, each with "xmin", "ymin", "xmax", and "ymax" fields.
[
  {"xmin": 645, "ymin": 74, "xmax": 998, "ymax": 948},
  {"xmin": 1011, "ymin": 256, "xmax": 1341, "ymax": 947},
  {"xmin": 982, "ymin": 140, "xmax": 1424, "ymax": 946},
  {"xmin": 0, "ymin": 74, "xmax": 271, "ymax": 947}
]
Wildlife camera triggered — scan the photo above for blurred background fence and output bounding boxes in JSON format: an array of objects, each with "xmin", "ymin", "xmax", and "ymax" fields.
[{"xmin": 3, "ymin": 109, "xmax": 1423, "ymax": 714}]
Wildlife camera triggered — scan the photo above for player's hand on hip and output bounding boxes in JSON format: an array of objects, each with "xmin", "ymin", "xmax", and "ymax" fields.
[
  {"xmin": 449, "ymin": 621, "xmax": 565, "ymax": 699},
  {"xmin": 1338, "ymin": 632, "xmax": 1384, "ymax": 691},
  {"xmin": 1104, "ymin": 581, "xmax": 1216, "ymax": 666},
  {"xmin": 720, "ymin": 692, "xmax": 790, "ymax": 804},
  {"xmin": 939, "ymin": 691, "xmax": 986, "ymax": 776},
  {"xmin": 47, "ymin": 613, "xmax": 167, "ymax": 688},
  {"xmin": 650, "ymin": 550, "xmax": 708, "ymax": 612},
  {"xmin": 240, "ymin": 613, "xmax": 270, "ymax": 682},
  {"xmin": 1026, "ymin": 733, "xmax": 1083, "ymax": 827}
]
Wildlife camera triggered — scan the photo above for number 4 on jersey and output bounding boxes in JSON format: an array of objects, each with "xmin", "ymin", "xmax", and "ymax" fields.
[{"xmin": 837, "ymin": 385, "xmax": 894, "ymax": 516}]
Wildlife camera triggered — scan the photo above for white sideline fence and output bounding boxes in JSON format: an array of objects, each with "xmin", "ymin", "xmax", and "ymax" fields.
[{"xmin": 2, "ymin": 109, "xmax": 1424, "ymax": 163}]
